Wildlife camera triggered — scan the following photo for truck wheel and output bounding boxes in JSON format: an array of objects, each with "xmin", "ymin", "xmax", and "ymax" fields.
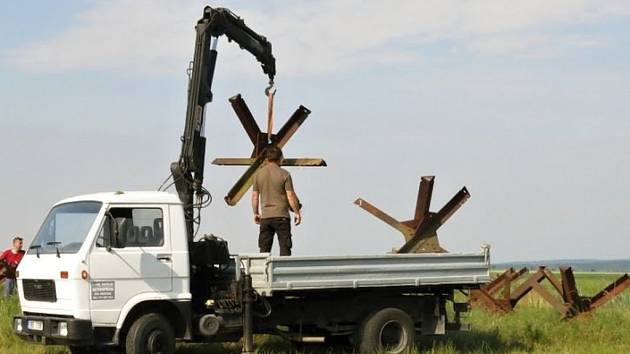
[
  {"xmin": 125, "ymin": 313, "xmax": 175, "ymax": 354},
  {"xmin": 358, "ymin": 308, "xmax": 415, "ymax": 354}
]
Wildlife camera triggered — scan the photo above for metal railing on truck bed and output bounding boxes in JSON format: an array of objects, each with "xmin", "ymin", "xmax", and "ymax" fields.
[{"xmin": 236, "ymin": 246, "xmax": 490, "ymax": 296}]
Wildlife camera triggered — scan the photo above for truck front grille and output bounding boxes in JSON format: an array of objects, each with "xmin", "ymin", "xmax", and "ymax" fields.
[{"xmin": 22, "ymin": 279, "xmax": 57, "ymax": 302}]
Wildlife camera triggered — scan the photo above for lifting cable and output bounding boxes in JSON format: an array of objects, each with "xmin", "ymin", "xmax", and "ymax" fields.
[{"xmin": 265, "ymin": 85, "xmax": 276, "ymax": 143}]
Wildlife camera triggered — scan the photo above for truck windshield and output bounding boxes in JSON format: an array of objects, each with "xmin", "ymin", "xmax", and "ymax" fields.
[{"xmin": 29, "ymin": 201, "xmax": 102, "ymax": 255}]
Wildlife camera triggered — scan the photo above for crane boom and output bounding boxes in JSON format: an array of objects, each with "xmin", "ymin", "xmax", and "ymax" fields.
[{"xmin": 170, "ymin": 6, "xmax": 276, "ymax": 242}]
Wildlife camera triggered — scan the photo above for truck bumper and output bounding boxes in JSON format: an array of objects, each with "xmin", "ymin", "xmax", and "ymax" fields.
[{"xmin": 13, "ymin": 315, "xmax": 94, "ymax": 346}]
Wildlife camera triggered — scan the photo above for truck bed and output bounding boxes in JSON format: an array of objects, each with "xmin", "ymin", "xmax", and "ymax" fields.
[{"xmin": 237, "ymin": 246, "xmax": 490, "ymax": 296}]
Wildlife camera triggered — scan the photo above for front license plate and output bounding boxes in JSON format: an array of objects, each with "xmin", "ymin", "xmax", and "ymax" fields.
[{"xmin": 27, "ymin": 320, "xmax": 43, "ymax": 331}]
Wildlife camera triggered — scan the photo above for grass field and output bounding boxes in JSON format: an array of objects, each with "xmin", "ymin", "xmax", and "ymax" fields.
[{"xmin": 1, "ymin": 272, "xmax": 629, "ymax": 354}]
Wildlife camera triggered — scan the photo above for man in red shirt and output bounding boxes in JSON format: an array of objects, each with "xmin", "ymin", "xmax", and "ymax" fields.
[{"xmin": 1, "ymin": 236, "xmax": 25, "ymax": 298}]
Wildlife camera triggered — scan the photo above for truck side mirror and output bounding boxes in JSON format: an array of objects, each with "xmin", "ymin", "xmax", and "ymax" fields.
[
  {"xmin": 104, "ymin": 213, "xmax": 114, "ymax": 252},
  {"xmin": 104, "ymin": 213, "xmax": 126, "ymax": 250},
  {"xmin": 114, "ymin": 223, "xmax": 126, "ymax": 249}
]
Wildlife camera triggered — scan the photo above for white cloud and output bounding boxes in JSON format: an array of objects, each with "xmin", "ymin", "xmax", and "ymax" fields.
[
  {"xmin": 4, "ymin": 0, "xmax": 630, "ymax": 77},
  {"xmin": 5, "ymin": 0, "xmax": 201, "ymax": 76},
  {"xmin": 467, "ymin": 33, "xmax": 605, "ymax": 58}
]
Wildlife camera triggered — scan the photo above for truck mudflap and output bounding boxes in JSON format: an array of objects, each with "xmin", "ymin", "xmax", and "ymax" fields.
[{"xmin": 13, "ymin": 315, "xmax": 94, "ymax": 346}]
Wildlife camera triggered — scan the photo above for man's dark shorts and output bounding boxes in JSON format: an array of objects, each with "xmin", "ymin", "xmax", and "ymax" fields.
[{"xmin": 259, "ymin": 217, "xmax": 292, "ymax": 256}]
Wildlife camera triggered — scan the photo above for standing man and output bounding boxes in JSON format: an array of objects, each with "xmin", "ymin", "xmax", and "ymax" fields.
[
  {"xmin": 1, "ymin": 236, "xmax": 25, "ymax": 298},
  {"xmin": 252, "ymin": 146, "xmax": 302, "ymax": 256}
]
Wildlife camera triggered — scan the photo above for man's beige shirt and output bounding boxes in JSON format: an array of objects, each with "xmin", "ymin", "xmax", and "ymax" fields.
[{"xmin": 253, "ymin": 163, "xmax": 294, "ymax": 219}]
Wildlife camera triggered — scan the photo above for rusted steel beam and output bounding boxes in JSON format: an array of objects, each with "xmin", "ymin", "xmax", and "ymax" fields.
[
  {"xmin": 588, "ymin": 273, "xmax": 630, "ymax": 311},
  {"xmin": 431, "ymin": 187, "xmax": 471, "ymax": 229},
  {"xmin": 559, "ymin": 267, "xmax": 582, "ymax": 307},
  {"xmin": 396, "ymin": 225, "xmax": 440, "ymax": 253},
  {"xmin": 560, "ymin": 267, "xmax": 596, "ymax": 317},
  {"xmin": 355, "ymin": 177, "xmax": 469, "ymax": 254},
  {"xmin": 221, "ymin": 96, "xmax": 325, "ymax": 206},
  {"xmin": 471, "ymin": 269, "xmax": 514, "ymax": 312},
  {"xmin": 398, "ymin": 187, "xmax": 470, "ymax": 253},
  {"xmin": 500, "ymin": 267, "xmax": 569, "ymax": 315},
  {"xmin": 502, "ymin": 274, "xmax": 512, "ymax": 300},
  {"xmin": 402, "ymin": 233, "xmax": 446, "ymax": 253},
  {"xmin": 212, "ymin": 158, "xmax": 327, "ymax": 167},
  {"xmin": 213, "ymin": 158, "xmax": 262, "ymax": 166},
  {"xmin": 229, "ymin": 94, "xmax": 263, "ymax": 149},
  {"xmin": 354, "ymin": 198, "xmax": 415, "ymax": 239},
  {"xmin": 497, "ymin": 267, "xmax": 529, "ymax": 298},
  {"xmin": 484, "ymin": 268, "xmax": 516, "ymax": 295},
  {"xmin": 531, "ymin": 281, "xmax": 570, "ymax": 316},
  {"xmin": 471, "ymin": 268, "xmax": 529, "ymax": 314},
  {"xmin": 414, "ymin": 176, "xmax": 434, "ymax": 224},
  {"xmin": 224, "ymin": 156, "xmax": 266, "ymax": 206},
  {"xmin": 509, "ymin": 267, "xmax": 548, "ymax": 305},
  {"xmin": 542, "ymin": 268, "xmax": 564, "ymax": 295},
  {"xmin": 507, "ymin": 267, "xmax": 529, "ymax": 285},
  {"xmin": 470, "ymin": 288, "xmax": 512, "ymax": 314},
  {"xmin": 472, "ymin": 265, "xmax": 629, "ymax": 319},
  {"xmin": 271, "ymin": 106, "xmax": 311, "ymax": 147}
]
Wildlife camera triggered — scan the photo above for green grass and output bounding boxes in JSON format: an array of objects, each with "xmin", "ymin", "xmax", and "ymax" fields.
[
  {"xmin": 1, "ymin": 272, "xmax": 628, "ymax": 354},
  {"xmin": 0, "ymin": 296, "xmax": 67, "ymax": 354}
]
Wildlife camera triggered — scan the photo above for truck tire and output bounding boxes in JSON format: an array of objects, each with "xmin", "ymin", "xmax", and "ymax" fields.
[
  {"xmin": 125, "ymin": 313, "xmax": 175, "ymax": 354},
  {"xmin": 358, "ymin": 308, "xmax": 415, "ymax": 354}
]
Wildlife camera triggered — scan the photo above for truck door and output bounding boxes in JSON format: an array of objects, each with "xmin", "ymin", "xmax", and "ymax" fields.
[{"xmin": 88, "ymin": 205, "xmax": 173, "ymax": 325}]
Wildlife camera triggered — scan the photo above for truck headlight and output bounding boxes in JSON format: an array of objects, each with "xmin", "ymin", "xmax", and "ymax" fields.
[
  {"xmin": 58, "ymin": 322, "xmax": 68, "ymax": 337},
  {"xmin": 15, "ymin": 319, "xmax": 22, "ymax": 332}
]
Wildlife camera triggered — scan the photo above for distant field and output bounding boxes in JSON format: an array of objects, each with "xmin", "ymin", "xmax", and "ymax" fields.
[
  {"xmin": 492, "ymin": 259, "xmax": 630, "ymax": 273},
  {"xmin": 2, "ymin": 272, "xmax": 629, "ymax": 354}
]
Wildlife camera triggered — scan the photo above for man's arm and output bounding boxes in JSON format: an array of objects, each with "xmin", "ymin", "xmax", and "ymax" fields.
[
  {"xmin": 252, "ymin": 174, "xmax": 261, "ymax": 224},
  {"xmin": 286, "ymin": 191, "xmax": 301, "ymax": 226},
  {"xmin": 251, "ymin": 191, "xmax": 261, "ymax": 224},
  {"xmin": 284, "ymin": 173, "xmax": 301, "ymax": 225}
]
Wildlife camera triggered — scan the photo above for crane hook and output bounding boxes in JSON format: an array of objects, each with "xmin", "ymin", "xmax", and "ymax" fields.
[{"xmin": 264, "ymin": 80, "xmax": 275, "ymax": 96}]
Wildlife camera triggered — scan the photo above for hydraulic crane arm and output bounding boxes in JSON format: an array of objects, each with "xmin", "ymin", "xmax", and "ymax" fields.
[
  {"xmin": 170, "ymin": 6, "xmax": 276, "ymax": 242},
  {"xmin": 205, "ymin": 7, "xmax": 276, "ymax": 80}
]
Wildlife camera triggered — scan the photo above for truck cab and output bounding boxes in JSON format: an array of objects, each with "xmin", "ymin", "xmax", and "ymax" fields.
[{"xmin": 14, "ymin": 191, "xmax": 192, "ymax": 348}]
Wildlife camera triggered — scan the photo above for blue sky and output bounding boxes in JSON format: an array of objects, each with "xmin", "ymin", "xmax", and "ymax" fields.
[{"xmin": 1, "ymin": 1, "xmax": 629, "ymax": 262}]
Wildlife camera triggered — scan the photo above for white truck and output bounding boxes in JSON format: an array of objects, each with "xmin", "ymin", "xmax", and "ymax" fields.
[
  {"xmin": 13, "ymin": 7, "xmax": 491, "ymax": 354},
  {"xmin": 14, "ymin": 191, "xmax": 490, "ymax": 354}
]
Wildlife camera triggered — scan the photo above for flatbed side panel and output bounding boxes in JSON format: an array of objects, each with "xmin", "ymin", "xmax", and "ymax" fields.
[{"xmin": 241, "ymin": 249, "xmax": 491, "ymax": 295}]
